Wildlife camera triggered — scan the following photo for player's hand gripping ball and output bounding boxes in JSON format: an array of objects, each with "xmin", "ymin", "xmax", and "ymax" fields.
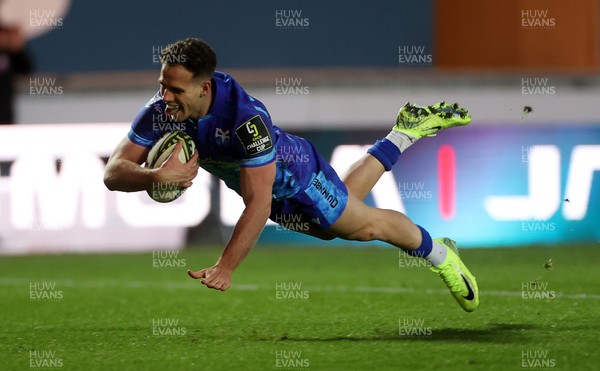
[{"xmin": 145, "ymin": 131, "xmax": 196, "ymax": 203}]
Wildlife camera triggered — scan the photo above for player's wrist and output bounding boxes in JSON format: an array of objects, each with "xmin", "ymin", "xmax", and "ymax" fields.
[
  {"xmin": 142, "ymin": 167, "xmax": 163, "ymax": 189},
  {"xmin": 147, "ymin": 166, "xmax": 181, "ymax": 187},
  {"xmin": 214, "ymin": 257, "xmax": 236, "ymax": 272}
]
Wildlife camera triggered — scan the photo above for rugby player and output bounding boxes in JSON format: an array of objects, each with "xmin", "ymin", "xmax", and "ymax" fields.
[{"xmin": 104, "ymin": 38, "xmax": 479, "ymax": 312}]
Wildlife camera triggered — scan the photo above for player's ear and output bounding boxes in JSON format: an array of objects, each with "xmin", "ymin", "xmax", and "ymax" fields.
[{"xmin": 199, "ymin": 79, "xmax": 211, "ymax": 98}]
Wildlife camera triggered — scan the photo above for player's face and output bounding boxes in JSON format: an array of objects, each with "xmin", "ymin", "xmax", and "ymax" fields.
[{"xmin": 158, "ymin": 65, "xmax": 210, "ymax": 122}]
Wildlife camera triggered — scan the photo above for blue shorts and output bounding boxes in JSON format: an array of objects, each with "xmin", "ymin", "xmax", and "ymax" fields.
[{"xmin": 269, "ymin": 143, "xmax": 348, "ymax": 230}]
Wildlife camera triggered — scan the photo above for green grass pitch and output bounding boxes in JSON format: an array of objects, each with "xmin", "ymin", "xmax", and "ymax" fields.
[{"xmin": 1, "ymin": 244, "xmax": 599, "ymax": 370}]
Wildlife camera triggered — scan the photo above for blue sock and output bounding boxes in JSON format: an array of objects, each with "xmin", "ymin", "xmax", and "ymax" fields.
[
  {"xmin": 367, "ymin": 139, "xmax": 401, "ymax": 171},
  {"xmin": 405, "ymin": 225, "xmax": 433, "ymax": 258}
]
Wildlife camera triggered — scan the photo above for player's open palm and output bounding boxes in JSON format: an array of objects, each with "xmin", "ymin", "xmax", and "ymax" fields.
[
  {"xmin": 188, "ymin": 265, "xmax": 232, "ymax": 291},
  {"xmin": 157, "ymin": 141, "xmax": 199, "ymax": 187}
]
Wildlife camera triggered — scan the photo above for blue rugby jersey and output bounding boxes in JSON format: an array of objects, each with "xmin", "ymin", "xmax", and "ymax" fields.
[{"xmin": 128, "ymin": 71, "xmax": 316, "ymax": 201}]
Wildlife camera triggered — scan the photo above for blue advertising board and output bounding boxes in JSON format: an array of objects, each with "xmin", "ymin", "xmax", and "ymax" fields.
[
  {"xmin": 0, "ymin": 123, "xmax": 597, "ymax": 254},
  {"xmin": 258, "ymin": 124, "xmax": 600, "ymax": 247}
]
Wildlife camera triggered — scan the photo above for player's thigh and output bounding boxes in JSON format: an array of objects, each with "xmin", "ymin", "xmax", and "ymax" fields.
[
  {"xmin": 269, "ymin": 199, "xmax": 336, "ymax": 241},
  {"xmin": 325, "ymin": 191, "xmax": 375, "ymax": 240},
  {"xmin": 276, "ymin": 214, "xmax": 336, "ymax": 241}
]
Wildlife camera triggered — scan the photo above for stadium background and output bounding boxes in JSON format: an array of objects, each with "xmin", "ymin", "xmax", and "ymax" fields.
[
  {"xmin": 2, "ymin": 1, "xmax": 600, "ymax": 371},
  {"xmin": 1, "ymin": 0, "xmax": 599, "ymax": 253}
]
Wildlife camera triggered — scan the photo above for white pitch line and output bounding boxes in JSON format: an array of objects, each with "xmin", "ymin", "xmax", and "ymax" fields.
[
  {"xmin": 1, "ymin": 278, "xmax": 599, "ymax": 300},
  {"xmin": 305, "ymin": 285, "xmax": 600, "ymax": 300}
]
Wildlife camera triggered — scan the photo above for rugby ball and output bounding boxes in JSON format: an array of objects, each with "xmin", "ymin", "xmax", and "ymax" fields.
[{"xmin": 145, "ymin": 131, "xmax": 196, "ymax": 203}]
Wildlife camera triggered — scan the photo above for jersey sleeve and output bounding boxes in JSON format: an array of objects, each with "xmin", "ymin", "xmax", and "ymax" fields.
[
  {"xmin": 127, "ymin": 92, "xmax": 164, "ymax": 148},
  {"xmin": 233, "ymin": 111, "xmax": 276, "ymax": 168}
]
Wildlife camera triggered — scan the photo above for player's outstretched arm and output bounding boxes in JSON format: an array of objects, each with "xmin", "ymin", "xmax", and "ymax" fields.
[
  {"xmin": 187, "ymin": 161, "xmax": 275, "ymax": 291},
  {"xmin": 104, "ymin": 136, "xmax": 199, "ymax": 192}
]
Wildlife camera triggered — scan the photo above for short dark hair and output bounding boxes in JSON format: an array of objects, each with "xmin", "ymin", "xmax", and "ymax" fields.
[{"xmin": 160, "ymin": 38, "xmax": 217, "ymax": 79}]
